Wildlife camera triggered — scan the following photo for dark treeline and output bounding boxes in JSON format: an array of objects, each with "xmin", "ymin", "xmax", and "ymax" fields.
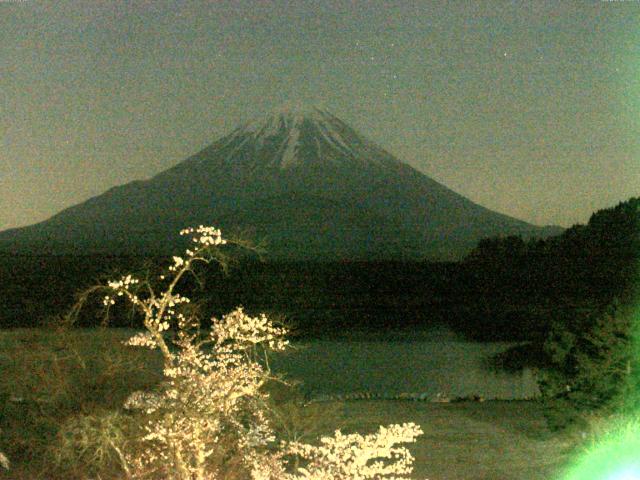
[
  {"xmin": 458, "ymin": 198, "xmax": 639, "ymax": 344},
  {"xmin": 215, "ymin": 196, "xmax": 639, "ymax": 342},
  {"xmin": 1, "ymin": 198, "xmax": 637, "ymax": 348},
  {"xmin": 199, "ymin": 260, "xmax": 554, "ymax": 340},
  {"xmin": 1, "ymin": 250, "xmax": 560, "ymax": 341},
  {"xmin": 465, "ymin": 197, "xmax": 639, "ymax": 305},
  {"xmin": 463, "ymin": 197, "xmax": 639, "ymax": 362},
  {"xmin": 1, "ymin": 254, "xmax": 542, "ymax": 340}
]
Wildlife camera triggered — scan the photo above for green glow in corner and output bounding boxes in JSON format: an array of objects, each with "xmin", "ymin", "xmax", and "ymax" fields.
[
  {"xmin": 559, "ymin": 416, "xmax": 640, "ymax": 480},
  {"xmin": 606, "ymin": 469, "xmax": 640, "ymax": 480}
]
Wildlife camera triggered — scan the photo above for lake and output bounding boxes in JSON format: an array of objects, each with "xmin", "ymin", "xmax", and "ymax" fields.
[{"xmin": 269, "ymin": 325, "xmax": 541, "ymax": 401}]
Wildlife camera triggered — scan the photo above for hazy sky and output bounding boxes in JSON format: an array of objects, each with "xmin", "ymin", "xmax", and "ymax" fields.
[{"xmin": 2, "ymin": 0, "xmax": 638, "ymax": 231}]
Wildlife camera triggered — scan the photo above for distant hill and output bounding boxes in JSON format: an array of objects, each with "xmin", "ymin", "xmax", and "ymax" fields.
[{"xmin": 0, "ymin": 106, "xmax": 562, "ymax": 260}]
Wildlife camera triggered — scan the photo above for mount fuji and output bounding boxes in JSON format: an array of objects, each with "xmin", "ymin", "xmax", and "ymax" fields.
[{"xmin": 0, "ymin": 107, "xmax": 562, "ymax": 260}]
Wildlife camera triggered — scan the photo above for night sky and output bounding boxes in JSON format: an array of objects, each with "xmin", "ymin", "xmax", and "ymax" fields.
[{"xmin": 2, "ymin": 1, "xmax": 638, "ymax": 231}]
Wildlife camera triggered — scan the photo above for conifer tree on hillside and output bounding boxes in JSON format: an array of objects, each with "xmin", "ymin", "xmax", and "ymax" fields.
[{"xmin": 536, "ymin": 197, "xmax": 639, "ymax": 428}]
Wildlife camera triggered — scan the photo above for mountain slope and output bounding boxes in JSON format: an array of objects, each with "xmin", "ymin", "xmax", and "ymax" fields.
[{"xmin": 0, "ymin": 107, "xmax": 562, "ymax": 259}]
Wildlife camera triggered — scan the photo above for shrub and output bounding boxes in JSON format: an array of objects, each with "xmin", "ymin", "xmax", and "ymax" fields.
[
  {"xmin": 0, "ymin": 326, "xmax": 163, "ymax": 478},
  {"xmin": 538, "ymin": 299, "xmax": 638, "ymax": 430},
  {"xmin": 63, "ymin": 226, "xmax": 425, "ymax": 479},
  {"xmin": 52, "ymin": 409, "xmax": 135, "ymax": 478}
]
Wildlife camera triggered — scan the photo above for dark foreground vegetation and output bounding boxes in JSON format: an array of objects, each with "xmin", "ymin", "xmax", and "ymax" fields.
[
  {"xmin": 0, "ymin": 255, "xmax": 552, "ymax": 340},
  {"xmin": 0, "ymin": 328, "xmax": 573, "ymax": 479},
  {"xmin": 0, "ymin": 253, "xmax": 578, "ymax": 342}
]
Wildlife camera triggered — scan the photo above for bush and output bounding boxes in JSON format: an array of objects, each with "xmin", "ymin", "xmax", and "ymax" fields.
[
  {"xmin": 0, "ymin": 326, "xmax": 163, "ymax": 477},
  {"xmin": 52, "ymin": 226, "xmax": 426, "ymax": 479},
  {"xmin": 538, "ymin": 299, "xmax": 638, "ymax": 430}
]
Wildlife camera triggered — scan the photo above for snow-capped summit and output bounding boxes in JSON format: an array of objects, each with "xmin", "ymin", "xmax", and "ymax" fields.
[
  {"xmin": 232, "ymin": 106, "xmax": 344, "ymax": 168},
  {"xmin": 0, "ymin": 108, "xmax": 563, "ymax": 259},
  {"xmin": 240, "ymin": 104, "xmax": 329, "ymax": 133},
  {"xmin": 194, "ymin": 105, "xmax": 398, "ymax": 172}
]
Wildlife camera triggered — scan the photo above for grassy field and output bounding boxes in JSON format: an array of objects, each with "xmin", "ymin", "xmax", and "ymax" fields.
[
  {"xmin": 322, "ymin": 400, "xmax": 574, "ymax": 480},
  {"xmin": 0, "ymin": 327, "xmax": 580, "ymax": 479}
]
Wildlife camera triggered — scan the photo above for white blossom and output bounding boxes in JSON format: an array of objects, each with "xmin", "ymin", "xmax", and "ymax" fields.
[
  {"xmin": 124, "ymin": 390, "xmax": 164, "ymax": 412},
  {"xmin": 285, "ymin": 423, "xmax": 423, "ymax": 479},
  {"xmin": 123, "ymin": 332, "xmax": 158, "ymax": 349},
  {"xmin": 96, "ymin": 227, "xmax": 425, "ymax": 479}
]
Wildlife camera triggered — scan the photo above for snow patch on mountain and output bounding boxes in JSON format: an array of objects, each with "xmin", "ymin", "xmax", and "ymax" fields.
[
  {"xmin": 235, "ymin": 106, "xmax": 360, "ymax": 168},
  {"xmin": 280, "ymin": 123, "xmax": 301, "ymax": 168},
  {"xmin": 315, "ymin": 119, "xmax": 352, "ymax": 156}
]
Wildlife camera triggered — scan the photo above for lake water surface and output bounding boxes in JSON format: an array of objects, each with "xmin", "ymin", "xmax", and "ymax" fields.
[{"xmin": 269, "ymin": 326, "xmax": 540, "ymax": 401}]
